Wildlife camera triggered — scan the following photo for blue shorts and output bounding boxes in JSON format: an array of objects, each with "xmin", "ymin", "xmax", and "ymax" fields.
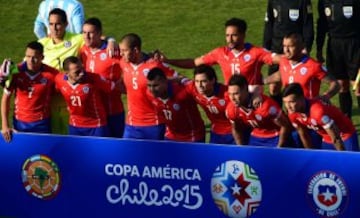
[
  {"xmin": 210, "ymin": 131, "xmax": 235, "ymax": 144},
  {"xmin": 107, "ymin": 113, "xmax": 125, "ymax": 138},
  {"xmin": 249, "ymin": 135, "xmax": 279, "ymax": 147},
  {"xmin": 321, "ymin": 133, "xmax": 359, "ymax": 151},
  {"xmin": 291, "ymin": 130, "xmax": 323, "ymax": 149},
  {"xmin": 123, "ymin": 124, "xmax": 165, "ymax": 140},
  {"xmin": 13, "ymin": 118, "xmax": 51, "ymax": 133},
  {"xmin": 68, "ymin": 125, "xmax": 110, "ymax": 137}
]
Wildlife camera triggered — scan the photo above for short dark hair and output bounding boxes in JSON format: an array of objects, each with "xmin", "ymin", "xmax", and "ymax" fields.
[
  {"xmin": 49, "ymin": 8, "xmax": 68, "ymax": 24},
  {"xmin": 120, "ymin": 33, "xmax": 142, "ymax": 50},
  {"xmin": 193, "ymin": 64, "xmax": 217, "ymax": 82},
  {"xmin": 63, "ymin": 56, "xmax": 81, "ymax": 71},
  {"xmin": 228, "ymin": 74, "xmax": 248, "ymax": 89},
  {"xmin": 147, "ymin": 67, "xmax": 166, "ymax": 81},
  {"xmin": 282, "ymin": 83, "xmax": 304, "ymax": 98},
  {"xmin": 283, "ymin": 32, "xmax": 304, "ymax": 46},
  {"xmin": 84, "ymin": 17, "xmax": 102, "ymax": 33},
  {"xmin": 225, "ymin": 18, "xmax": 247, "ymax": 34},
  {"xmin": 26, "ymin": 41, "xmax": 43, "ymax": 54}
]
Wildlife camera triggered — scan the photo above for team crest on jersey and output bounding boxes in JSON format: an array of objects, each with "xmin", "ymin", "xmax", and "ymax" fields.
[
  {"xmin": 143, "ymin": 68, "xmax": 150, "ymax": 77},
  {"xmin": 218, "ymin": 99, "xmax": 226, "ymax": 106},
  {"xmin": 64, "ymin": 41, "xmax": 72, "ymax": 48},
  {"xmin": 22, "ymin": 154, "xmax": 61, "ymax": 200},
  {"xmin": 100, "ymin": 53, "xmax": 107, "ymax": 61},
  {"xmin": 343, "ymin": 6, "xmax": 353, "ymax": 18},
  {"xmin": 289, "ymin": 9, "xmax": 299, "ymax": 21},
  {"xmin": 300, "ymin": 67, "xmax": 308, "ymax": 75},
  {"xmin": 255, "ymin": 114, "xmax": 262, "ymax": 121},
  {"xmin": 243, "ymin": 54, "xmax": 251, "ymax": 62},
  {"xmin": 268, "ymin": 106, "xmax": 277, "ymax": 115},
  {"xmin": 321, "ymin": 115, "xmax": 330, "ymax": 124},
  {"xmin": 83, "ymin": 86, "xmax": 89, "ymax": 94},
  {"xmin": 173, "ymin": 103, "xmax": 180, "ymax": 111},
  {"xmin": 325, "ymin": 7, "xmax": 332, "ymax": 17},
  {"xmin": 307, "ymin": 171, "xmax": 348, "ymax": 217},
  {"xmin": 40, "ymin": 78, "xmax": 48, "ymax": 84},
  {"xmin": 211, "ymin": 160, "xmax": 262, "ymax": 218},
  {"xmin": 273, "ymin": 9, "xmax": 278, "ymax": 18}
]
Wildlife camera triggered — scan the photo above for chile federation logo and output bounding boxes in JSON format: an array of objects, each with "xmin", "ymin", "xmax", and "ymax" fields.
[
  {"xmin": 307, "ymin": 171, "xmax": 348, "ymax": 217},
  {"xmin": 22, "ymin": 154, "xmax": 61, "ymax": 200},
  {"xmin": 211, "ymin": 160, "xmax": 262, "ymax": 218}
]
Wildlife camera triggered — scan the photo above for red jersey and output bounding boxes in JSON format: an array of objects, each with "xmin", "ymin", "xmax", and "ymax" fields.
[
  {"xmin": 120, "ymin": 56, "xmax": 177, "ymax": 126},
  {"xmin": 184, "ymin": 81, "xmax": 231, "ymax": 135},
  {"xmin": 226, "ymin": 94, "xmax": 282, "ymax": 138},
  {"xmin": 55, "ymin": 72, "xmax": 113, "ymax": 128},
  {"xmin": 201, "ymin": 43, "xmax": 273, "ymax": 84},
  {"xmin": 147, "ymin": 81, "xmax": 205, "ymax": 142},
  {"xmin": 6, "ymin": 63, "xmax": 58, "ymax": 122},
  {"xmin": 79, "ymin": 43, "xmax": 124, "ymax": 115},
  {"xmin": 288, "ymin": 99, "xmax": 356, "ymax": 143},
  {"xmin": 279, "ymin": 56, "xmax": 326, "ymax": 98}
]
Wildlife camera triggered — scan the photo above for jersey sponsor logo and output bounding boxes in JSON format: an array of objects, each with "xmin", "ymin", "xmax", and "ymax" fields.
[
  {"xmin": 255, "ymin": 114, "xmax": 262, "ymax": 121},
  {"xmin": 310, "ymin": 118, "xmax": 317, "ymax": 126},
  {"xmin": 343, "ymin": 6, "xmax": 353, "ymax": 18},
  {"xmin": 143, "ymin": 68, "xmax": 150, "ymax": 77},
  {"xmin": 100, "ymin": 53, "xmax": 107, "ymax": 61},
  {"xmin": 21, "ymin": 154, "xmax": 61, "ymax": 200},
  {"xmin": 218, "ymin": 99, "xmax": 226, "ymax": 106},
  {"xmin": 273, "ymin": 8, "xmax": 278, "ymax": 18},
  {"xmin": 300, "ymin": 67, "xmax": 307, "ymax": 75},
  {"xmin": 325, "ymin": 7, "xmax": 331, "ymax": 17},
  {"xmin": 40, "ymin": 78, "xmax": 48, "ymax": 84},
  {"xmin": 211, "ymin": 160, "xmax": 262, "ymax": 218},
  {"xmin": 64, "ymin": 41, "xmax": 72, "ymax": 48},
  {"xmin": 289, "ymin": 9, "xmax": 299, "ymax": 21},
  {"xmin": 307, "ymin": 171, "xmax": 348, "ymax": 217},
  {"xmin": 243, "ymin": 54, "xmax": 251, "ymax": 62},
  {"xmin": 173, "ymin": 103, "xmax": 180, "ymax": 111},
  {"xmin": 83, "ymin": 86, "xmax": 89, "ymax": 94}
]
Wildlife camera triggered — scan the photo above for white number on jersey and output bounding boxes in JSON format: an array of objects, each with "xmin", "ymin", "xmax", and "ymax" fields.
[
  {"xmin": 231, "ymin": 63, "xmax": 240, "ymax": 74},
  {"xmin": 132, "ymin": 77, "xmax": 138, "ymax": 89},
  {"xmin": 70, "ymin": 95, "xmax": 82, "ymax": 106},
  {"xmin": 162, "ymin": 109, "xmax": 172, "ymax": 120},
  {"xmin": 207, "ymin": 105, "xmax": 219, "ymax": 114},
  {"xmin": 28, "ymin": 87, "xmax": 34, "ymax": 99}
]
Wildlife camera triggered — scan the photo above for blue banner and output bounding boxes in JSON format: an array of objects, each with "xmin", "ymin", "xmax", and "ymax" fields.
[{"xmin": 0, "ymin": 133, "xmax": 359, "ymax": 218}]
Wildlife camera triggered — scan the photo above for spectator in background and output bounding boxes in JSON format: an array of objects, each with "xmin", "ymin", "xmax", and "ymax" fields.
[
  {"xmin": 226, "ymin": 74, "xmax": 292, "ymax": 147},
  {"xmin": 316, "ymin": 0, "xmax": 360, "ymax": 118},
  {"xmin": 54, "ymin": 56, "xmax": 116, "ymax": 137},
  {"xmin": 1, "ymin": 41, "xmax": 59, "ymax": 142},
  {"xmin": 263, "ymin": 0, "xmax": 314, "ymax": 106},
  {"xmin": 34, "ymin": 0, "xmax": 85, "ymax": 39},
  {"xmin": 119, "ymin": 33, "xmax": 178, "ymax": 140},
  {"xmin": 184, "ymin": 64, "xmax": 234, "ymax": 144},
  {"xmin": 79, "ymin": 17, "xmax": 125, "ymax": 138},
  {"xmin": 146, "ymin": 68, "xmax": 205, "ymax": 142},
  {"xmin": 282, "ymin": 83, "xmax": 359, "ymax": 151}
]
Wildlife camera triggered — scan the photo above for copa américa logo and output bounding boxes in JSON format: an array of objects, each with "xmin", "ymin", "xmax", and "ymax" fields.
[
  {"xmin": 307, "ymin": 171, "xmax": 348, "ymax": 217},
  {"xmin": 21, "ymin": 154, "xmax": 61, "ymax": 200},
  {"xmin": 211, "ymin": 160, "xmax": 262, "ymax": 218}
]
